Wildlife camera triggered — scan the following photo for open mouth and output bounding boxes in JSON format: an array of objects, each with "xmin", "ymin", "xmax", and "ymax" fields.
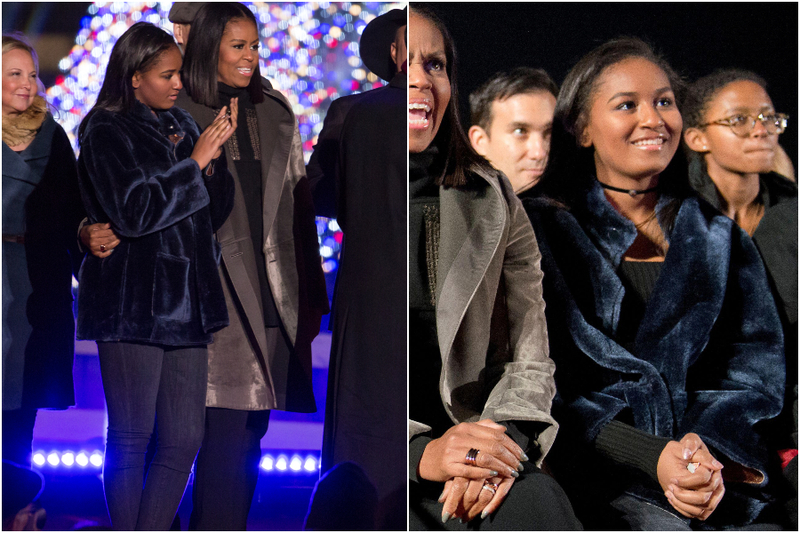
[
  {"xmin": 632, "ymin": 136, "xmax": 667, "ymax": 148},
  {"xmin": 237, "ymin": 67, "xmax": 253, "ymax": 77},
  {"xmin": 409, "ymin": 101, "xmax": 431, "ymax": 129}
]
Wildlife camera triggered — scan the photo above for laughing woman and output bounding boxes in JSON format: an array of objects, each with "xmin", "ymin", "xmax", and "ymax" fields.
[
  {"xmin": 523, "ymin": 39, "xmax": 786, "ymax": 529},
  {"xmin": 407, "ymin": 7, "xmax": 581, "ymax": 530},
  {"xmin": 77, "ymin": 22, "xmax": 235, "ymax": 530}
]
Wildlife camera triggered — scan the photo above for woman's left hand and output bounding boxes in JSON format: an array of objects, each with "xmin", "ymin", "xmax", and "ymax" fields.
[{"xmin": 439, "ymin": 474, "xmax": 513, "ymax": 523}]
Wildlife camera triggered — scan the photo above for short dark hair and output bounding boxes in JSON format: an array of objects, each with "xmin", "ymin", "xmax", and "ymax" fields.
[
  {"xmin": 469, "ymin": 67, "xmax": 558, "ymax": 131},
  {"xmin": 182, "ymin": 2, "xmax": 264, "ymax": 107},
  {"xmin": 540, "ymin": 37, "xmax": 689, "ymax": 217},
  {"xmin": 410, "ymin": 5, "xmax": 494, "ymax": 188},
  {"xmin": 79, "ymin": 22, "xmax": 177, "ymax": 140},
  {"xmin": 682, "ymin": 69, "xmax": 768, "ymax": 130}
]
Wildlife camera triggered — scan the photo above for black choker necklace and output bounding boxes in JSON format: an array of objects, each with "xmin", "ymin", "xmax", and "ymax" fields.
[{"xmin": 598, "ymin": 181, "xmax": 659, "ymax": 197}]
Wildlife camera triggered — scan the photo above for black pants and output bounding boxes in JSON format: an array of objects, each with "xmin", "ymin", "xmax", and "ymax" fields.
[
  {"xmin": 410, "ymin": 465, "xmax": 583, "ymax": 530},
  {"xmin": 189, "ymin": 407, "xmax": 270, "ymax": 530}
]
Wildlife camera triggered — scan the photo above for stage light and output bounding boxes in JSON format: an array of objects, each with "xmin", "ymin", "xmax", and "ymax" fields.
[
  {"xmin": 32, "ymin": 453, "xmax": 46, "ymax": 467},
  {"xmin": 61, "ymin": 452, "xmax": 75, "ymax": 467},
  {"xmin": 289, "ymin": 455, "xmax": 302, "ymax": 471},
  {"xmin": 275, "ymin": 455, "xmax": 288, "ymax": 471},
  {"xmin": 90, "ymin": 452, "xmax": 104, "ymax": 467},
  {"xmin": 47, "ymin": 452, "xmax": 60, "ymax": 466},
  {"xmin": 303, "ymin": 455, "xmax": 317, "ymax": 472},
  {"xmin": 260, "ymin": 455, "xmax": 274, "ymax": 471},
  {"xmin": 76, "ymin": 452, "xmax": 89, "ymax": 467}
]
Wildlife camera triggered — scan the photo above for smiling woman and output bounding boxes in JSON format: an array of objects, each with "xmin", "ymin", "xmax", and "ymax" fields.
[
  {"xmin": 2, "ymin": 33, "xmax": 85, "ymax": 475},
  {"xmin": 521, "ymin": 38, "xmax": 788, "ymax": 529},
  {"xmin": 176, "ymin": 3, "xmax": 329, "ymax": 528}
]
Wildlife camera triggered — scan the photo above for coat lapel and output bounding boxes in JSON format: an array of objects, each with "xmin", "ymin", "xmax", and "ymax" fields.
[
  {"xmin": 635, "ymin": 198, "xmax": 731, "ymax": 380},
  {"xmin": 436, "ymin": 176, "xmax": 505, "ymax": 367},
  {"xmin": 175, "ymin": 93, "xmax": 270, "ymax": 357},
  {"xmin": 257, "ymin": 90, "xmax": 295, "ymax": 242}
]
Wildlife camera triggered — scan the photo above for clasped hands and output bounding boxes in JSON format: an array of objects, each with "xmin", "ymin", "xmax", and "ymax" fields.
[
  {"xmin": 418, "ymin": 419, "xmax": 526, "ymax": 523},
  {"xmin": 657, "ymin": 433, "xmax": 725, "ymax": 521}
]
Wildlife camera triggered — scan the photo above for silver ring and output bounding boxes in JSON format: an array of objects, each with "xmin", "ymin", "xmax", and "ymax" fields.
[
  {"xmin": 482, "ymin": 482, "xmax": 498, "ymax": 495},
  {"xmin": 465, "ymin": 448, "xmax": 480, "ymax": 466}
]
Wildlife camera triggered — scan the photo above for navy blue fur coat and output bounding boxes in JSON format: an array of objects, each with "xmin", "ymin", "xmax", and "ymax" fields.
[
  {"xmin": 76, "ymin": 101, "xmax": 234, "ymax": 346},
  {"xmin": 523, "ymin": 181, "xmax": 785, "ymax": 525}
]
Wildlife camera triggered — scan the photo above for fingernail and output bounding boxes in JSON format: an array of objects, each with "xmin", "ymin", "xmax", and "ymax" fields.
[
  {"xmin": 705, "ymin": 492, "xmax": 712, "ymax": 503},
  {"xmin": 520, "ymin": 452, "xmax": 529, "ymax": 462},
  {"xmin": 481, "ymin": 510, "xmax": 489, "ymax": 520},
  {"xmin": 517, "ymin": 462, "xmax": 524, "ymax": 472},
  {"xmin": 712, "ymin": 460, "xmax": 724, "ymax": 469},
  {"xmin": 438, "ymin": 490, "xmax": 445, "ymax": 502},
  {"xmin": 460, "ymin": 518, "xmax": 466, "ymax": 524},
  {"xmin": 510, "ymin": 469, "xmax": 519, "ymax": 478},
  {"xmin": 442, "ymin": 512, "xmax": 450, "ymax": 523},
  {"xmin": 683, "ymin": 448, "xmax": 692, "ymax": 460},
  {"xmin": 670, "ymin": 478, "xmax": 678, "ymax": 486},
  {"xmin": 489, "ymin": 470, "xmax": 498, "ymax": 477}
]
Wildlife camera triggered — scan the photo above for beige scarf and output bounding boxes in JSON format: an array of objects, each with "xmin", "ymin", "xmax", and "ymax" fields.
[{"xmin": 2, "ymin": 95, "xmax": 47, "ymax": 148}]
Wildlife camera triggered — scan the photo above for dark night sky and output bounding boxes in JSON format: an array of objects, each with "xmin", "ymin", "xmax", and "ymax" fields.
[{"xmin": 416, "ymin": 2, "xmax": 798, "ymax": 165}]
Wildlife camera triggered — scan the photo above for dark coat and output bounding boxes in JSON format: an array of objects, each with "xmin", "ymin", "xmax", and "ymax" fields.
[
  {"xmin": 523, "ymin": 182, "xmax": 785, "ymax": 526},
  {"xmin": 76, "ymin": 101, "xmax": 234, "ymax": 346},
  {"xmin": 2, "ymin": 114, "xmax": 83, "ymax": 410},
  {"xmin": 306, "ymin": 91, "xmax": 366, "ymax": 219},
  {"xmin": 176, "ymin": 80, "xmax": 329, "ymax": 412},
  {"xmin": 689, "ymin": 168, "xmax": 798, "ymax": 450},
  {"xmin": 320, "ymin": 73, "xmax": 407, "ymax": 509}
]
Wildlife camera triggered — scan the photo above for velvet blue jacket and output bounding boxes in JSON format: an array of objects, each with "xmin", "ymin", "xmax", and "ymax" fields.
[
  {"xmin": 523, "ymin": 182, "xmax": 785, "ymax": 525},
  {"xmin": 76, "ymin": 101, "xmax": 234, "ymax": 346}
]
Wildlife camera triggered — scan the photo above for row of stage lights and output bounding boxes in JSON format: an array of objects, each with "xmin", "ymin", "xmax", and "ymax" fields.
[{"xmin": 32, "ymin": 450, "xmax": 320, "ymax": 475}]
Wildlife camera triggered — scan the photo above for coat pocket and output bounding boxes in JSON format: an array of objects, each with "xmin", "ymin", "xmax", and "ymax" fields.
[{"xmin": 153, "ymin": 252, "xmax": 191, "ymax": 322}]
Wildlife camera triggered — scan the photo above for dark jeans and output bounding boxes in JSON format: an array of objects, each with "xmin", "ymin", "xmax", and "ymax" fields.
[
  {"xmin": 2, "ymin": 407, "xmax": 37, "ymax": 467},
  {"xmin": 97, "ymin": 341, "xmax": 207, "ymax": 531},
  {"xmin": 410, "ymin": 464, "xmax": 583, "ymax": 530},
  {"xmin": 189, "ymin": 407, "xmax": 270, "ymax": 530}
]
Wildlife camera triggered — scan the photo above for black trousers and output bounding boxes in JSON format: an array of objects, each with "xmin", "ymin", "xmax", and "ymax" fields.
[
  {"xmin": 189, "ymin": 407, "xmax": 270, "ymax": 530},
  {"xmin": 410, "ymin": 464, "xmax": 583, "ymax": 531}
]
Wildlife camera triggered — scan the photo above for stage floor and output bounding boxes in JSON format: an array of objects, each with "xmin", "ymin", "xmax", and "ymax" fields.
[{"xmin": 26, "ymin": 333, "xmax": 333, "ymax": 530}]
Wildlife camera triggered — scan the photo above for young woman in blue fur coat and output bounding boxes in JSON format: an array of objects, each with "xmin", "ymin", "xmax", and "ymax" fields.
[
  {"xmin": 76, "ymin": 22, "xmax": 236, "ymax": 530},
  {"xmin": 521, "ymin": 38, "xmax": 787, "ymax": 529}
]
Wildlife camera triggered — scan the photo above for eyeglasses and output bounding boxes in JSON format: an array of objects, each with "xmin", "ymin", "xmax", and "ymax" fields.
[{"xmin": 700, "ymin": 112, "xmax": 789, "ymax": 137}]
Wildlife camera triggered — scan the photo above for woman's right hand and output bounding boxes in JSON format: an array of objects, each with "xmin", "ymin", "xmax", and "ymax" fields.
[
  {"xmin": 417, "ymin": 420, "xmax": 525, "ymax": 483},
  {"xmin": 190, "ymin": 99, "xmax": 238, "ymax": 170},
  {"xmin": 657, "ymin": 433, "xmax": 725, "ymax": 520}
]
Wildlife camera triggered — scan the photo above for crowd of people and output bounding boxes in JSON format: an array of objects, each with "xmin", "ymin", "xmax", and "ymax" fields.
[
  {"xmin": 1, "ymin": 1, "xmax": 796, "ymax": 531},
  {"xmin": 407, "ymin": 4, "xmax": 796, "ymax": 531}
]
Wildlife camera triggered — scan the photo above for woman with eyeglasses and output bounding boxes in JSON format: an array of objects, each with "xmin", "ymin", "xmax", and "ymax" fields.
[
  {"xmin": 683, "ymin": 70, "xmax": 797, "ymax": 529},
  {"xmin": 522, "ymin": 40, "xmax": 787, "ymax": 529}
]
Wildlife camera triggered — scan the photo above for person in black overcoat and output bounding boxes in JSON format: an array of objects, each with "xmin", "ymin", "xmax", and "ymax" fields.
[{"xmin": 308, "ymin": 8, "xmax": 408, "ymax": 530}]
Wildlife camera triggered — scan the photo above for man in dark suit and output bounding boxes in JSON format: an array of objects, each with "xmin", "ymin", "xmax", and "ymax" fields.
[{"xmin": 305, "ymin": 7, "xmax": 407, "ymax": 530}]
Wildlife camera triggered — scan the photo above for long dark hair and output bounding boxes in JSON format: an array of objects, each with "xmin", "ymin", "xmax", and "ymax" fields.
[
  {"xmin": 182, "ymin": 2, "xmax": 264, "ymax": 107},
  {"xmin": 78, "ymin": 22, "xmax": 177, "ymax": 140},
  {"xmin": 410, "ymin": 5, "xmax": 494, "ymax": 187},
  {"xmin": 540, "ymin": 37, "xmax": 690, "ymax": 214}
]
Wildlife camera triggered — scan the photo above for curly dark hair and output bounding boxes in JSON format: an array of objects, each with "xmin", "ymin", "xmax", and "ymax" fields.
[{"xmin": 682, "ymin": 69, "xmax": 768, "ymax": 130}]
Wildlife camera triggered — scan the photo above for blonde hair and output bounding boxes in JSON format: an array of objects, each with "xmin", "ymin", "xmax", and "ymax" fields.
[{"xmin": 3, "ymin": 32, "xmax": 45, "ymax": 96}]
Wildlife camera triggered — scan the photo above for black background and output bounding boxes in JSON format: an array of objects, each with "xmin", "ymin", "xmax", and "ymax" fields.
[{"xmin": 415, "ymin": 2, "xmax": 798, "ymax": 166}]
